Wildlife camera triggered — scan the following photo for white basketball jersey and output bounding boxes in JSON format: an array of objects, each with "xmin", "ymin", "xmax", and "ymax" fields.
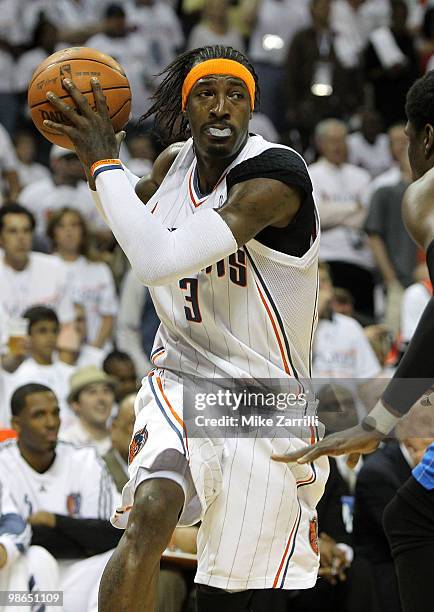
[
  {"xmin": 0, "ymin": 441, "xmax": 117, "ymax": 520},
  {"xmin": 146, "ymin": 135, "xmax": 320, "ymax": 382}
]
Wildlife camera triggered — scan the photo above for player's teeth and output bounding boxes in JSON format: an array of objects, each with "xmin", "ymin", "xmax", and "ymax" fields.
[{"xmin": 209, "ymin": 127, "xmax": 231, "ymax": 137}]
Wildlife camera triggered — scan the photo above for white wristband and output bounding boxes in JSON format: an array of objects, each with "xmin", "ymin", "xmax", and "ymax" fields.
[{"xmin": 362, "ymin": 400, "xmax": 401, "ymax": 435}]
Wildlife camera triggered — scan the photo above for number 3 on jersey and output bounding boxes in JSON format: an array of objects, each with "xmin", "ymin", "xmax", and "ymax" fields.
[{"xmin": 179, "ymin": 250, "xmax": 247, "ymax": 323}]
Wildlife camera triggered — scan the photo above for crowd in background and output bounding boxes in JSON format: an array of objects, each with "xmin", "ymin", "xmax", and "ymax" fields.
[{"xmin": 1, "ymin": 1, "xmax": 434, "ymax": 611}]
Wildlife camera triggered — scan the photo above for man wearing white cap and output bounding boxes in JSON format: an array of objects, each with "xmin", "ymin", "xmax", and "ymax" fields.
[{"xmin": 18, "ymin": 144, "xmax": 108, "ymax": 244}]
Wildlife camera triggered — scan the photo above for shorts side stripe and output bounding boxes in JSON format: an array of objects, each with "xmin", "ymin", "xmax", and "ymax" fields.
[{"xmin": 148, "ymin": 375, "xmax": 187, "ymax": 456}]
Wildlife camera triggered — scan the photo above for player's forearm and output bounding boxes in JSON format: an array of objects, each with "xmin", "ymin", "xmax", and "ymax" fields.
[
  {"xmin": 54, "ymin": 515, "xmax": 122, "ymax": 555},
  {"xmin": 31, "ymin": 525, "xmax": 85, "ymax": 559},
  {"xmin": 94, "ymin": 164, "xmax": 238, "ymax": 286}
]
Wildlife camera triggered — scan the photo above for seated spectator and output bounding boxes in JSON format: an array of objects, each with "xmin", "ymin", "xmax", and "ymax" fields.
[
  {"xmin": 365, "ymin": 148, "xmax": 416, "ymax": 336},
  {"xmin": 285, "ymin": 0, "xmax": 360, "ymax": 152},
  {"xmin": 313, "ymin": 264, "xmax": 381, "ymax": 416},
  {"xmin": 245, "ymin": 0, "xmax": 312, "ymax": 131},
  {"xmin": 363, "ymin": 122, "xmax": 407, "ymax": 205},
  {"xmin": 86, "ymin": 3, "xmax": 157, "ymax": 118},
  {"xmin": 103, "ymin": 393, "xmax": 136, "ymax": 492},
  {"xmin": 187, "ymin": 0, "xmax": 244, "ymax": 51},
  {"xmin": 3, "ymin": 306, "xmax": 74, "ymax": 426},
  {"xmin": 116, "ymin": 268, "xmax": 160, "ymax": 377},
  {"xmin": 18, "ymin": 145, "xmax": 107, "ymax": 245},
  {"xmin": 103, "ymin": 350, "xmax": 138, "ymax": 403},
  {"xmin": 0, "ymin": 383, "xmax": 121, "ymax": 612},
  {"xmin": 347, "ymin": 110, "xmax": 393, "ymax": 178},
  {"xmin": 353, "ymin": 403, "xmax": 434, "ymax": 612},
  {"xmin": 13, "ymin": 130, "xmax": 50, "ymax": 189},
  {"xmin": 400, "ymin": 263, "xmax": 432, "ymax": 346},
  {"xmin": 0, "ymin": 204, "xmax": 74, "ymax": 325},
  {"xmin": 58, "ymin": 303, "xmax": 105, "ymax": 369},
  {"xmin": 0, "ymin": 122, "xmax": 20, "ymax": 203},
  {"xmin": 47, "ymin": 207, "xmax": 118, "ymax": 352},
  {"xmin": 124, "ymin": 133, "xmax": 156, "ymax": 177},
  {"xmin": 364, "ymin": 0, "xmax": 419, "ymax": 128},
  {"xmin": 364, "ymin": 324, "xmax": 395, "ymax": 378},
  {"xmin": 0, "ymin": 480, "xmax": 60, "ymax": 604},
  {"xmin": 14, "ymin": 18, "xmax": 59, "ymax": 100},
  {"xmin": 62, "ymin": 366, "xmax": 115, "ymax": 455},
  {"xmin": 309, "ymin": 119, "xmax": 375, "ymax": 318}
]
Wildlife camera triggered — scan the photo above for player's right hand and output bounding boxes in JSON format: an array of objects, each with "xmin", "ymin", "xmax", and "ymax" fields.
[{"xmin": 271, "ymin": 424, "xmax": 383, "ymax": 468}]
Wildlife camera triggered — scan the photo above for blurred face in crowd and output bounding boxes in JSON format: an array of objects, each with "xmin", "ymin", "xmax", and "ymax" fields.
[
  {"xmin": 318, "ymin": 265, "xmax": 334, "ymax": 319},
  {"xmin": 0, "ymin": 213, "xmax": 33, "ymax": 269},
  {"xmin": 204, "ymin": 0, "xmax": 229, "ymax": 23},
  {"xmin": 13, "ymin": 391, "xmax": 60, "ymax": 454},
  {"xmin": 311, "ymin": 0, "xmax": 331, "ymax": 28},
  {"xmin": 29, "ymin": 319, "xmax": 59, "ymax": 364},
  {"xmin": 15, "ymin": 133, "xmax": 36, "ymax": 164},
  {"xmin": 361, "ymin": 111, "xmax": 382, "ymax": 145},
  {"xmin": 73, "ymin": 383, "xmax": 115, "ymax": 429},
  {"xmin": 388, "ymin": 124, "xmax": 407, "ymax": 162},
  {"xmin": 128, "ymin": 135, "xmax": 156, "ymax": 161},
  {"xmin": 51, "ymin": 153, "xmax": 85, "ymax": 185},
  {"xmin": 105, "ymin": 358, "xmax": 138, "ymax": 402},
  {"xmin": 105, "ymin": 12, "xmax": 127, "ymax": 37},
  {"xmin": 53, "ymin": 210, "xmax": 83, "ymax": 256},
  {"xmin": 111, "ymin": 394, "xmax": 136, "ymax": 463},
  {"xmin": 318, "ymin": 123, "xmax": 347, "ymax": 166}
]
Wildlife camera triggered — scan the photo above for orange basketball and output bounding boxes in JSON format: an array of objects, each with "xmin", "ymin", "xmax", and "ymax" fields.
[{"xmin": 28, "ymin": 47, "xmax": 131, "ymax": 150}]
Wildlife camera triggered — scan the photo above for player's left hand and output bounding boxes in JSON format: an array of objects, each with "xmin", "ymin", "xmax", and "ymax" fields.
[
  {"xmin": 271, "ymin": 424, "xmax": 383, "ymax": 468},
  {"xmin": 28, "ymin": 511, "xmax": 56, "ymax": 528},
  {"xmin": 43, "ymin": 77, "xmax": 118, "ymax": 169}
]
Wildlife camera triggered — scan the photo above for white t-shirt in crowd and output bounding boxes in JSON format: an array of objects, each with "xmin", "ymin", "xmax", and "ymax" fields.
[
  {"xmin": 248, "ymin": 0, "xmax": 311, "ymax": 65},
  {"xmin": 401, "ymin": 281, "xmax": 432, "ymax": 343},
  {"xmin": 74, "ymin": 344, "xmax": 105, "ymax": 369},
  {"xmin": 347, "ymin": 132, "xmax": 393, "ymax": 178},
  {"xmin": 0, "ymin": 251, "xmax": 75, "ymax": 323},
  {"xmin": 60, "ymin": 421, "xmax": 112, "ymax": 456},
  {"xmin": 188, "ymin": 24, "xmax": 244, "ymax": 52},
  {"xmin": 18, "ymin": 177, "xmax": 107, "ymax": 236},
  {"xmin": 313, "ymin": 313, "xmax": 381, "ymax": 379},
  {"xmin": 58, "ymin": 256, "xmax": 118, "ymax": 348},
  {"xmin": 309, "ymin": 158, "xmax": 374, "ymax": 269},
  {"xmin": 15, "ymin": 159, "xmax": 51, "ymax": 189},
  {"xmin": 362, "ymin": 164, "xmax": 401, "ymax": 206},
  {"xmin": 3, "ymin": 357, "xmax": 75, "ymax": 427},
  {"xmin": 331, "ymin": 0, "xmax": 368, "ymax": 68},
  {"xmin": 0, "ymin": 439, "xmax": 118, "ymax": 520}
]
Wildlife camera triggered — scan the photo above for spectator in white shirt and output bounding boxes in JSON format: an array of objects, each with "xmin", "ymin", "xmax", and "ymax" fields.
[
  {"xmin": 58, "ymin": 303, "xmax": 105, "ymax": 370},
  {"xmin": 314, "ymin": 264, "xmax": 381, "ymax": 416},
  {"xmin": 347, "ymin": 110, "xmax": 393, "ymax": 178},
  {"xmin": 47, "ymin": 207, "xmax": 118, "ymax": 352},
  {"xmin": 0, "ymin": 122, "xmax": 20, "ymax": 204},
  {"xmin": 401, "ymin": 263, "xmax": 432, "ymax": 346},
  {"xmin": 331, "ymin": 0, "xmax": 369, "ymax": 69},
  {"xmin": 62, "ymin": 366, "xmax": 115, "ymax": 455},
  {"xmin": 187, "ymin": 0, "xmax": 244, "ymax": 52},
  {"xmin": 309, "ymin": 118, "xmax": 375, "ymax": 318},
  {"xmin": 0, "ymin": 203, "xmax": 74, "ymax": 325},
  {"xmin": 3, "ymin": 306, "xmax": 74, "ymax": 427},
  {"xmin": 13, "ymin": 130, "xmax": 50, "ymax": 189},
  {"xmin": 18, "ymin": 145, "xmax": 108, "ymax": 246}
]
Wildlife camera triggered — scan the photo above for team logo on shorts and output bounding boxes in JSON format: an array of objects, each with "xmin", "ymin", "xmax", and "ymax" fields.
[
  {"xmin": 66, "ymin": 493, "xmax": 82, "ymax": 517},
  {"xmin": 309, "ymin": 517, "xmax": 319, "ymax": 555},
  {"xmin": 129, "ymin": 426, "xmax": 148, "ymax": 465}
]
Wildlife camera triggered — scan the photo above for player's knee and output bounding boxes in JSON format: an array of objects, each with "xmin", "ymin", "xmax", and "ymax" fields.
[{"xmin": 124, "ymin": 478, "xmax": 184, "ymax": 557}]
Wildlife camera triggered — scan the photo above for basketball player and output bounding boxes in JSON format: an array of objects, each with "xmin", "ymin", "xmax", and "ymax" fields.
[
  {"xmin": 43, "ymin": 46, "xmax": 328, "ymax": 612},
  {"xmin": 274, "ymin": 72, "xmax": 434, "ymax": 612}
]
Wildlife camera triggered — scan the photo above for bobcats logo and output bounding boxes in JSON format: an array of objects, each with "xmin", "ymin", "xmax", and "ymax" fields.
[
  {"xmin": 309, "ymin": 517, "xmax": 319, "ymax": 555},
  {"xmin": 66, "ymin": 493, "xmax": 82, "ymax": 517},
  {"xmin": 129, "ymin": 426, "xmax": 149, "ymax": 464},
  {"xmin": 60, "ymin": 63, "xmax": 72, "ymax": 79}
]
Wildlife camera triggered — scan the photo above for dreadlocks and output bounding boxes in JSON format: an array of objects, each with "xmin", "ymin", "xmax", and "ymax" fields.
[{"xmin": 141, "ymin": 46, "xmax": 260, "ymax": 143}]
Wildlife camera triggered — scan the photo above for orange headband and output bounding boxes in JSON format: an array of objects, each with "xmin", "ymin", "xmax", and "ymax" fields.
[{"xmin": 181, "ymin": 59, "xmax": 256, "ymax": 111}]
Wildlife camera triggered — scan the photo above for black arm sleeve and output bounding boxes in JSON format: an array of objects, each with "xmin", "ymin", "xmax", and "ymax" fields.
[
  {"xmin": 54, "ymin": 515, "xmax": 123, "ymax": 556},
  {"xmin": 382, "ymin": 241, "xmax": 434, "ymax": 413},
  {"xmin": 226, "ymin": 147, "xmax": 315, "ymax": 257},
  {"xmin": 31, "ymin": 525, "xmax": 86, "ymax": 559}
]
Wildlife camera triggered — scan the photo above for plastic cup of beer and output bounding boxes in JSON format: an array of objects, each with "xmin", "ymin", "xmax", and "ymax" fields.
[{"xmin": 7, "ymin": 318, "xmax": 28, "ymax": 355}]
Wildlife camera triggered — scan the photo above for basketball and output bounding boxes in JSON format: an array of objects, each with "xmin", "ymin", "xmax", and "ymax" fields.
[{"xmin": 28, "ymin": 47, "xmax": 131, "ymax": 150}]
